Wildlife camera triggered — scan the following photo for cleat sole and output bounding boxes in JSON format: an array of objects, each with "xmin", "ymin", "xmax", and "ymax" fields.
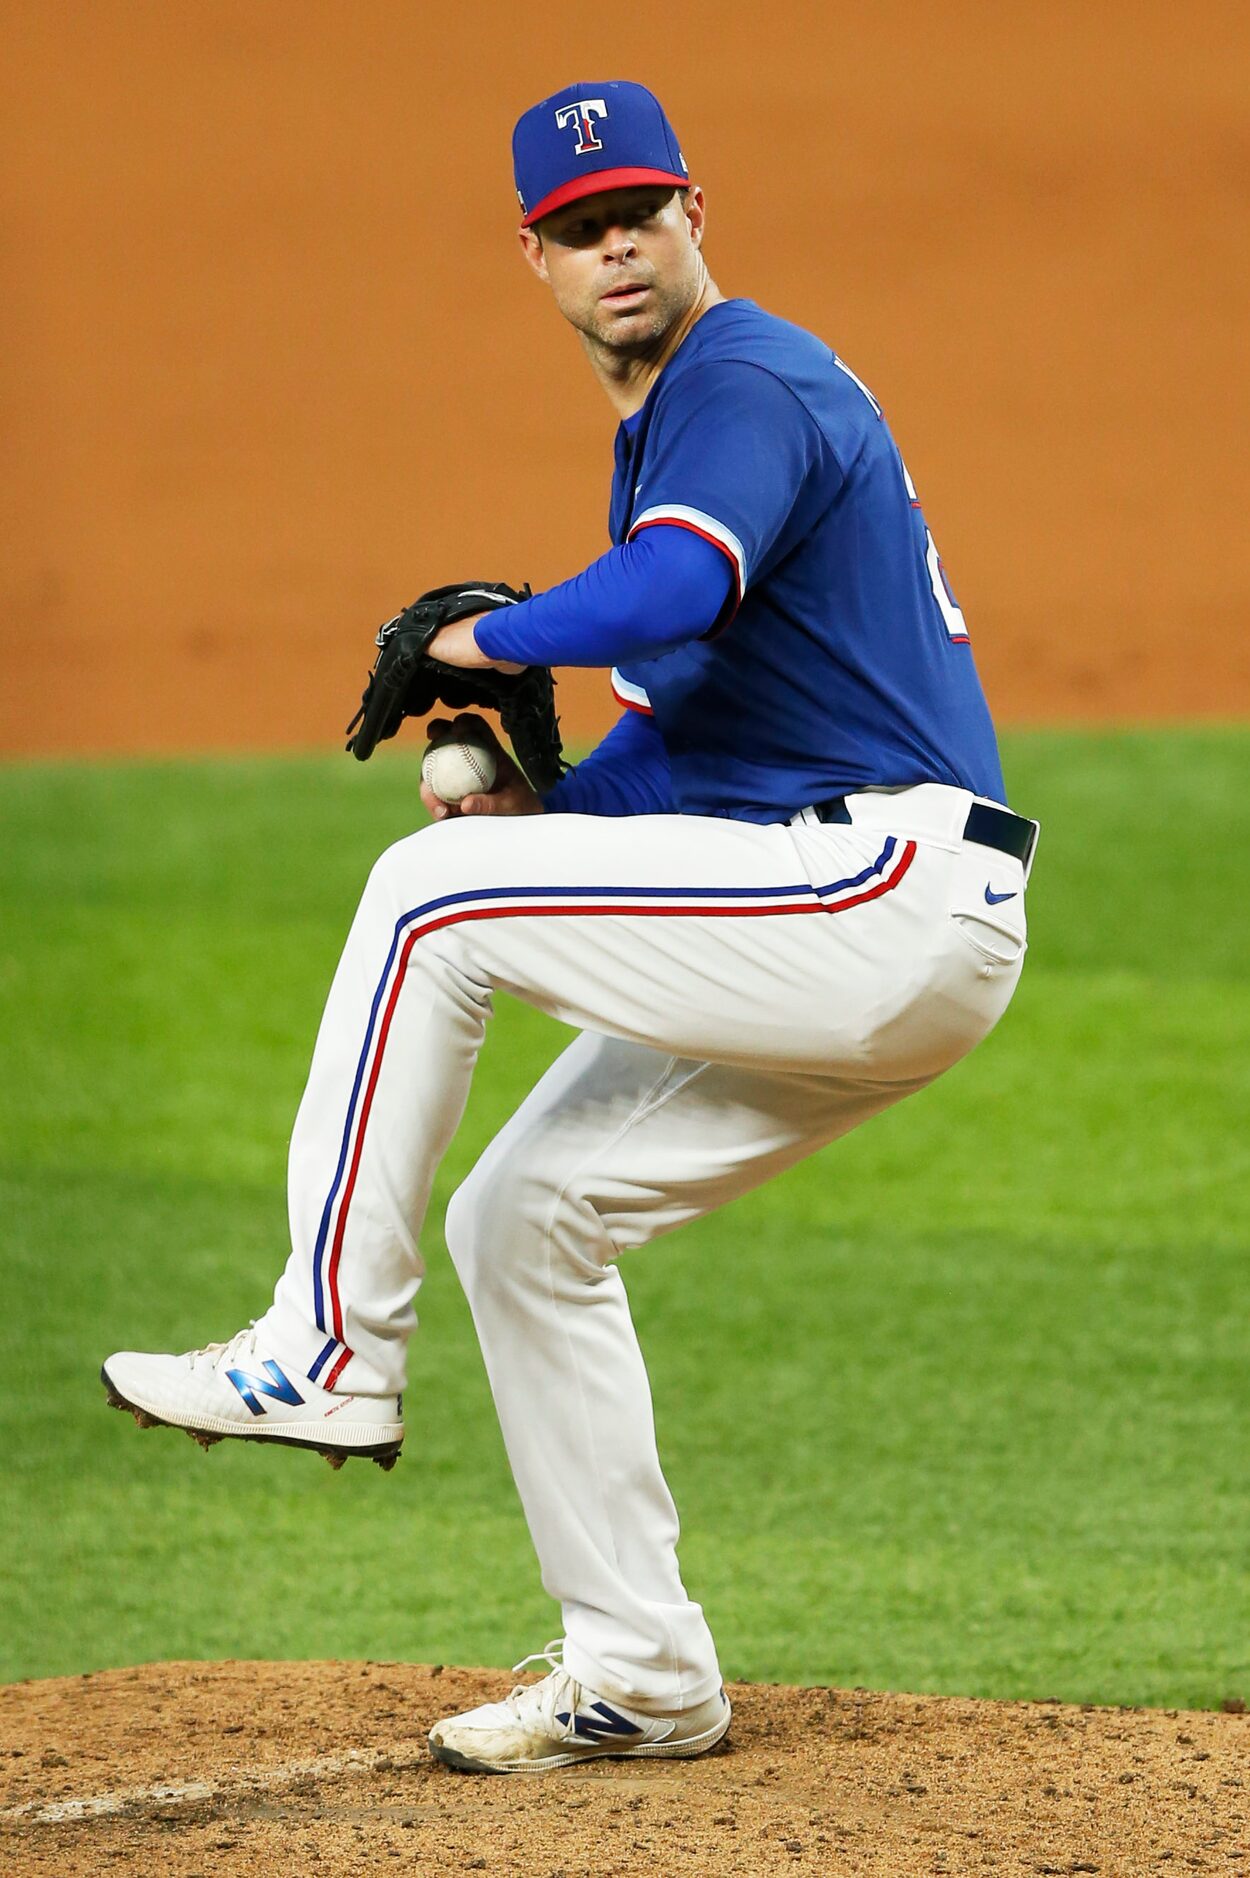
[
  {"xmin": 429, "ymin": 1742, "xmax": 507, "ymax": 1775},
  {"xmin": 100, "ymin": 1366, "xmax": 402, "ymax": 1469},
  {"xmin": 428, "ymin": 1734, "xmax": 730, "ymax": 1776}
]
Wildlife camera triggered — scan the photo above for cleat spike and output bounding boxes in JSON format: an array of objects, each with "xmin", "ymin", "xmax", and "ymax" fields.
[
  {"xmin": 322, "ymin": 1450, "xmax": 347, "ymax": 1470},
  {"xmin": 133, "ymin": 1409, "xmax": 158, "ymax": 1429},
  {"xmin": 189, "ymin": 1430, "xmax": 222, "ymax": 1450},
  {"xmin": 373, "ymin": 1453, "xmax": 400, "ymax": 1472}
]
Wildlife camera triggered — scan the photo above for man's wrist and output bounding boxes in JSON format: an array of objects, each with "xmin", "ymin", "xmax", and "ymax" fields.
[
  {"xmin": 470, "ymin": 608, "xmax": 520, "ymax": 667},
  {"xmin": 427, "ymin": 615, "xmax": 522, "ymax": 673}
]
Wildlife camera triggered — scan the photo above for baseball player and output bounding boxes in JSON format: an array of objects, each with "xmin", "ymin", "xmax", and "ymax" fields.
[{"xmin": 102, "ymin": 80, "xmax": 1037, "ymax": 1774}]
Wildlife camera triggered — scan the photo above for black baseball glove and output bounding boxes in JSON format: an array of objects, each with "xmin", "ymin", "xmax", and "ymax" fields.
[{"xmin": 344, "ymin": 581, "xmax": 567, "ymax": 795}]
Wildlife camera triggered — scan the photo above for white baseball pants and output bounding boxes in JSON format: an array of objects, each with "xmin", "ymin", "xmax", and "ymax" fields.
[{"xmin": 261, "ymin": 785, "xmax": 1028, "ymax": 1712}]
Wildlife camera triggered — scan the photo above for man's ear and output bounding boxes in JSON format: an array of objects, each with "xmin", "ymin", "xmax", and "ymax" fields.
[
  {"xmin": 518, "ymin": 224, "xmax": 549, "ymax": 282},
  {"xmin": 683, "ymin": 185, "xmax": 707, "ymax": 250}
]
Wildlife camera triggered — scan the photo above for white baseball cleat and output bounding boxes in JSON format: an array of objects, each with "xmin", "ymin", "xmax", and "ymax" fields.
[
  {"xmin": 427, "ymin": 1642, "xmax": 732, "ymax": 1774},
  {"xmin": 100, "ymin": 1325, "xmax": 404, "ymax": 1469}
]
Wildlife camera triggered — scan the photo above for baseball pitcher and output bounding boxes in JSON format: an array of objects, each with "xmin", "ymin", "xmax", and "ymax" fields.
[{"xmin": 103, "ymin": 80, "xmax": 1038, "ymax": 1775}]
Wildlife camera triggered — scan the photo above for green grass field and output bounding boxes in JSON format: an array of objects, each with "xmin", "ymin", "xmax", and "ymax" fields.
[{"xmin": 1, "ymin": 731, "xmax": 1246, "ymax": 1707}]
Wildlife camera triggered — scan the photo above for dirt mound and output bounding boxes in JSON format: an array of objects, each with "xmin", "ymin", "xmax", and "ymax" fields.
[{"xmin": 1, "ymin": 1661, "xmax": 1243, "ymax": 1876}]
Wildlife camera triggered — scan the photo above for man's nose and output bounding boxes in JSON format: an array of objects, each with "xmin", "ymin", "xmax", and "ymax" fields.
[{"xmin": 603, "ymin": 226, "xmax": 638, "ymax": 258}]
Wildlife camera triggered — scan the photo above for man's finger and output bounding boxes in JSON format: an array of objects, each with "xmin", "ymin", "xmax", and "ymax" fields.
[
  {"xmin": 419, "ymin": 781, "xmax": 456, "ymax": 820},
  {"xmin": 460, "ymin": 789, "xmax": 524, "ymax": 816}
]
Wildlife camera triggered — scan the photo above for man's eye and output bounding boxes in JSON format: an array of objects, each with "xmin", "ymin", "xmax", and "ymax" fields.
[{"xmin": 556, "ymin": 202, "xmax": 659, "ymax": 242}]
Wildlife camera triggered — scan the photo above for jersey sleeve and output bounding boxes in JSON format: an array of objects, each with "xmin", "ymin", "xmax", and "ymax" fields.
[
  {"xmin": 541, "ymin": 708, "xmax": 675, "ymax": 817},
  {"xmin": 628, "ymin": 360, "xmax": 828, "ymax": 612}
]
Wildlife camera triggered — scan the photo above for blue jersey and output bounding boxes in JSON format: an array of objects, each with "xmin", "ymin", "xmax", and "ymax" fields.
[{"xmin": 607, "ymin": 299, "xmax": 1005, "ymax": 820}]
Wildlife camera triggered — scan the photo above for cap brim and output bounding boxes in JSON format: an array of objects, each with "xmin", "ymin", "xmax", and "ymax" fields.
[{"xmin": 521, "ymin": 167, "xmax": 689, "ymax": 228}]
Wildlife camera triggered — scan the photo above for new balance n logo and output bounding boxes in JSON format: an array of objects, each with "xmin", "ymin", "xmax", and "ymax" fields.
[
  {"xmin": 555, "ymin": 1701, "xmax": 643, "ymax": 1742},
  {"xmin": 226, "ymin": 1359, "xmax": 304, "ymax": 1417}
]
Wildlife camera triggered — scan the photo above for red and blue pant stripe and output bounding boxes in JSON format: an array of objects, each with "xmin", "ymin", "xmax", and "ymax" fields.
[{"xmin": 308, "ymin": 836, "xmax": 916, "ymax": 1376}]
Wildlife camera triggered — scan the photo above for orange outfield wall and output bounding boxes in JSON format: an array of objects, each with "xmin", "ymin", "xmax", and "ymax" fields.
[{"xmin": 1, "ymin": 0, "xmax": 1247, "ymax": 759}]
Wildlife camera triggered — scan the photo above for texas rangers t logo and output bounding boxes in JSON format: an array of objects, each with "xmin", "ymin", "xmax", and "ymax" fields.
[{"xmin": 555, "ymin": 98, "xmax": 608, "ymax": 155}]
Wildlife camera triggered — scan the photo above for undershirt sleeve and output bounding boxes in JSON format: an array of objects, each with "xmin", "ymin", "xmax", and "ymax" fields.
[
  {"xmin": 541, "ymin": 708, "xmax": 674, "ymax": 817},
  {"xmin": 473, "ymin": 524, "xmax": 736, "ymax": 668}
]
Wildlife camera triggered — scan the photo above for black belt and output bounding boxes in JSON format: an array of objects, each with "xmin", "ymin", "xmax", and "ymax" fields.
[{"xmin": 814, "ymin": 795, "xmax": 1039, "ymax": 870}]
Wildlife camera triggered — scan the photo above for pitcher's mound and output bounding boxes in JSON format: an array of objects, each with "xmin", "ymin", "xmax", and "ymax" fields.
[{"xmin": 1, "ymin": 1660, "xmax": 1243, "ymax": 1876}]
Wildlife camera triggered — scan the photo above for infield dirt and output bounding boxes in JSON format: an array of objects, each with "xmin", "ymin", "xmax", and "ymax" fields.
[{"xmin": 2, "ymin": 1661, "xmax": 1244, "ymax": 1876}]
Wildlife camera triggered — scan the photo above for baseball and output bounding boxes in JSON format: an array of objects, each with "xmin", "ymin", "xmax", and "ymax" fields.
[{"xmin": 422, "ymin": 735, "xmax": 498, "ymax": 805}]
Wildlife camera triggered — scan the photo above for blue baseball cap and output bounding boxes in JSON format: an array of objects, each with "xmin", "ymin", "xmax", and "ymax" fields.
[{"xmin": 512, "ymin": 80, "xmax": 689, "ymax": 228}]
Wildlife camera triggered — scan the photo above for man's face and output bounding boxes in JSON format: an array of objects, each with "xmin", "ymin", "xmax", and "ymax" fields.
[{"xmin": 519, "ymin": 185, "xmax": 706, "ymax": 354}]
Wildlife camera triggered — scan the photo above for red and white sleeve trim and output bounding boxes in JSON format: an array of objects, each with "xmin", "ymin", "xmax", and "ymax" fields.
[
  {"xmin": 627, "ymin": 505, "xmax": 747, "ymax": 607},
  {"xmin": 610, "ymin": 668, "xmax": 654, "ymax": 714}
]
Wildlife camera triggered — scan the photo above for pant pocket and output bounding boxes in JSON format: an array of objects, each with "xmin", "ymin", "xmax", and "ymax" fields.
[{"xmin": 950, "ymin": 909, "xmax": 1028, "ymax": 968}]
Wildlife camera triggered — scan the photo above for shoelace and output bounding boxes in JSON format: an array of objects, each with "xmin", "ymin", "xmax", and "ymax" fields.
[
  {"xmin": 502, "ymin": 1641, "xmax": 587, "ymax": 1738},
  {"xmin": 184, "ymin": 1323, "xmax": 260, "ymax": 1371}
]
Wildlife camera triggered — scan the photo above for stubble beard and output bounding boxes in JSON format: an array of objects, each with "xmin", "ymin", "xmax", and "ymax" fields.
[{"xmin": 569, "ymin": 272, "xmax": 693, "ymax": 364}]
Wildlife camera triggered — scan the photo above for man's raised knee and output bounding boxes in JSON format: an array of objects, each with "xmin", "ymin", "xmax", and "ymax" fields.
[{"xmin": 445, "ymin": 1150, "xmax": 612, "ymax": 1295}]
